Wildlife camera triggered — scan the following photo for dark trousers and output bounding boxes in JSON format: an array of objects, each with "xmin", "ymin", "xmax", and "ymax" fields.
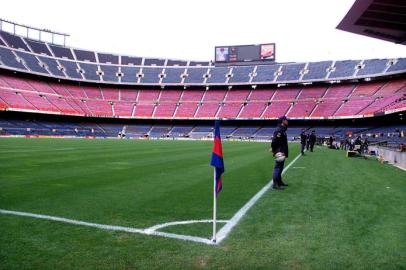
[
  {"xmin": 301, "ymin": 143, "xmax": 305, "ymax": 154},
  {"xmin": 272, "ymin": 160, "xmax": 285, "ymax": 187},
  {"xmin": 310, "ymin": 143, "xmax": 315, "ymax": 152}
]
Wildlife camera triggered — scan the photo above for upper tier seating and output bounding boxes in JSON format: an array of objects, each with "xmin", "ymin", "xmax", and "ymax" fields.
[{"xmin": 0, "ymin": 30, "xmax": 404, "ymax": 87}]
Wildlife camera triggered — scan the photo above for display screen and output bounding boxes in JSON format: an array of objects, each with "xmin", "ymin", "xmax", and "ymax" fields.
[
  {"xmin": 215, "ymin": 43, "xmax": 275, "ymax": 63},
  {"xmin": 260, "ymin": 44, "xmax": 275, "ymax": 60},
  {"xmin": 215, "ymin": 47, "xmax": 229, "ymax": 62}
]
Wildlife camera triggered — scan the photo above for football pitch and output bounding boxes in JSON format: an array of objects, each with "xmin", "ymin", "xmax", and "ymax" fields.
[{"xmin": 0, "ymin": 138, "xmax": 405, "ymax": 269}]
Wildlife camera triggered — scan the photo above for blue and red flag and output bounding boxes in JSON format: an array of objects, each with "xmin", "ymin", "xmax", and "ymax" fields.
[{"xmin": 210, "ymin": 121, "xmax": 224, "ymax": 195}]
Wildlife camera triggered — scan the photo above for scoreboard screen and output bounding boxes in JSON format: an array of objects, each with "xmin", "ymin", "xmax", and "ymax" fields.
[{"xmin": 215, "ymin": 43, "xmax": 275, "ymax": 63}]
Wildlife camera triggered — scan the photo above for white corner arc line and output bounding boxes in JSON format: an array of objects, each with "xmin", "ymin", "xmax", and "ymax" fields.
[
  {"xmin": 215, "ymin": 152, "xmax": 302, "ymax": 244},
  {"xmin": 145, "ymin": 219, "xmax": 229, "ymax": 234},
  {"xmin": 0, "ymin": 209, "xmax": 213, "ymax": 245},
  {"xmin": 150, "ymin": 231, "xmax": 214, "ymax": 245}
]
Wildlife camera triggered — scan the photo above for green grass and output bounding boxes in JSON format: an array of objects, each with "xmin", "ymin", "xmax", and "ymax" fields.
[{"xmin": 0, "ymin": 138, "xmax": 405, "ymax": 269}]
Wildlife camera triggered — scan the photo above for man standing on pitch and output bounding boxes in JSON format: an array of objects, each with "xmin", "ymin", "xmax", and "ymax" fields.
[
  {"xmin": 270, "ymin": 116, "xmax": 289, "ymax": 189},
  {"xmin": 309, "ymin": 130, "xmax": 317, "ymax": 152},
  {"xmin": 300, "ymin": 129, "xmax": 307, "ymax": 155}
]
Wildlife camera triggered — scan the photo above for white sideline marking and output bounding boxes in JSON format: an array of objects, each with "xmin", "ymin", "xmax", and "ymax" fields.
[
  {"xmin": 0, "ymin": 209, "xmax": 214, "ymax": 245},
  {"xmin": 215, "ymin": 152, "xmax": 302, "ymax": 244}
]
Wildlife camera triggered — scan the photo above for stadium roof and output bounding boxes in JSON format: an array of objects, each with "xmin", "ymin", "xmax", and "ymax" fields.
[{"xmin": 337, "ymin": 0, "xmax": 406, "ymax": 45}]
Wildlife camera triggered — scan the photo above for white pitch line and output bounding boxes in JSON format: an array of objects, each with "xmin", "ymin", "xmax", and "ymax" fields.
[
  {"xmin": 145, "ymin": 219, "xmax": 229, "ymax": 234},
  {"xmin": 215, "ymin": 152, "xmax": 303, "ymax": 244},
  {"xmin": 150, "ymin": 231, "xmax": 215, "ymax": 245},
  {"xmin": 0, "ymin": 209, "xmax": 213, "ymax": 245}
]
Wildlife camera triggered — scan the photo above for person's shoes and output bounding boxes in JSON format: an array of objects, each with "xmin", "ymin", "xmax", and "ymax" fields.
[
  {"xmin": 280, "ymin": 182, "xmax": 288, "ymax": 187},
  {"xmin": 272, "ymin": 184, "xmax": 283, "ymax": 190}
]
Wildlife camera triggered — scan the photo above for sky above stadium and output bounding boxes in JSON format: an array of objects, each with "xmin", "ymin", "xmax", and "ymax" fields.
[{"xmin": 1, "ymin": 0, "xmax": 406, "ymax": 63}]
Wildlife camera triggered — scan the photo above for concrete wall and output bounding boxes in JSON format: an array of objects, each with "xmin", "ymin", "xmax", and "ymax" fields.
[{"xmin": 369, "ymin": 146, "xmax": 406, "ymax": 171}]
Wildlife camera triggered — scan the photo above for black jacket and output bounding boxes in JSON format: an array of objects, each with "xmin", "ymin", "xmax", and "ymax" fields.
[
  {"xmin": 271, "ymin": 124, "xmax": 288, "ymax": 158},
  {"xmin": 309, "ymin": 133, "xmax": 316, "ymax": 144},
  {"xmin": 300, "ymin": 132, "xmax": 307, "ymax": 144}
]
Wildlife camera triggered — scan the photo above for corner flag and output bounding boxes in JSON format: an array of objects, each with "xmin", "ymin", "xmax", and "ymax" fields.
[
  {"xmin": 210, "ymin": 120, "xmax": 224, "ymax": 242},
  {"xmin": 210, "ymin": 120, "xmax": 224, "ymax": 195}
]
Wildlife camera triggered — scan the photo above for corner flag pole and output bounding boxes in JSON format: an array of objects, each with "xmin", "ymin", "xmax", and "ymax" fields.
[
  {"xmin": 212, "ymin": 168, "xmax": 217, "ymax": 243},
  {"xmin": 211, "ymin": 120, "xmax": 223, "ymax": 243}
]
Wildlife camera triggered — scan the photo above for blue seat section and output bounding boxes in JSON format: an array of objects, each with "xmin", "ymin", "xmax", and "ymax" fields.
[
  {"xmin": 253, "ymin": 127, "xmax": 274, "ymax": 138},
  {"xmin": 277, "ymin": 63, "xmax": 305, "ymax": 82},
  {"xmin": 162, "ymin": 67, "xmax": 184, "ymax": 84},
  {"xmin": 15, "ymin": 51, "xmax": 48, "ymax": 74},
  {"xmin": 49, "ymin": 44, "xmax": 74, "ymax": 59},
  {"xmin": 149, "ymin": 126, "xmax": 172, "ymax": 137},
  {"xmin": 189, "ymin": 126, "xmax": 212, "ymax": 139},
  {"xmin": 221, "ymin": 127, "xmax": 237, "ymax": 136},
  {"xmin": 189, "ymin": 61, "xmax": 210, "ymax": 66},
  {"xmin": 120, "ymin": 66, "xmax": 140, "ymax": 83},
  {"xmin": 206, "ymin": 67, "xmax": 229, "ymax": 84},
  {"xmin": 78, "ymin": 63, "xmax": 100, "ymax": 81},
  {"xmin": 193, "ymin": 126, "xmax": 212, "ymax": 132},
  {"xmin": 144, "ymin": 58, "xmax": 165, "ymax": 66},
  {"xmin": 331, "ymin": 127, "xmax": 368, "ymax": 137},
  {"xmin": 98, "ymin": 53, "xmax": 119, "ymax": 64},
  {"xmin": 74, "ymin": 49, "xmax": 96, "ymax": 62},
  {"xmin": 121, "ymin": 56, "xmax": 142, "ymax": 65},
  {"xmin": 229, "ymin": 66, "xmax": 254, "ymax": 83},
  {"xmin": 97, "ymin": 124, "xmax": 123, "ymax": 137},
  {"xmin": 0, "ymin": 118, "xmax": 127, "ymax": 137},
  {"xmin": 286, "ymin": 127, "xmax": 308, "ymax": 138},
  {"xmin": 184, "ymin": 67, "xmax": 207, "ymax": 84},
  {"xmin": 252, "ymin": 65, "xmax": 280, "ymax": 83},
  {"xmin": 125, "ymin": 125, "xmax": 152, "ymax": 137},
  {"xmin": 387, "ymin": 58, "xmax": 406, "ymax": 73},
  {"xmin": 140, "ymin": 67, "xmax": 162, "ymax": 84},
  {"xmin": 0, "ymin": 31, "xmax": 30, "ymax": 51},
  {"xmin": 0, "ymin": 47, "xmax": 27, "ymax": 70},
  {"xmin": 100, "ymin": 65, "xmax": 118, "ymax": 82},
  {"xmin": 357, "ymin": 59, "xmax": 387, "ymax": 76},
  {"xmin": 58, "ymin": 59, "xmax": 82, "ymax": 79},
  {"xmin": 170, "ymin": 126, "xmax": 193, "ymax": 136},
  {"xmin": 328, "ymin": 60, "xmax": 358, "ymax": 79},
  {"xmin": 25, "ymin": 39, "xmax": 52, "ymax": 56},
  {"xmin": 310, "ymin": 127, "xmax": 335, "ymax": 136},
  {"xmin": 232, "ymin": 127, "xmax": 259, "ymax": 137},
  {"xmin": 167, "ymin": 60, "xmax": 188, "ymax": 66},
  {"xmin": 302, "ymin": 61, "xmax": 331, "ymax": 81},
  {"xmin": 0, "ymin": 119, "xmax": 17, "ymax": 128},
  {"xmin": 38, "ymin": 56, "xmax": 65, "ymax": 77}
]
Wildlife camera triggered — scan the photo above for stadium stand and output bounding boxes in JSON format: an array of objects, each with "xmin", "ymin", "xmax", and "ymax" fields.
[
  {"xmin": 0, "ymin": 26, "xmax": 404, "ymax": 141},
  {"xmin": 0, "ymin": 70, "xmax": 404, "ymax": 120}
]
